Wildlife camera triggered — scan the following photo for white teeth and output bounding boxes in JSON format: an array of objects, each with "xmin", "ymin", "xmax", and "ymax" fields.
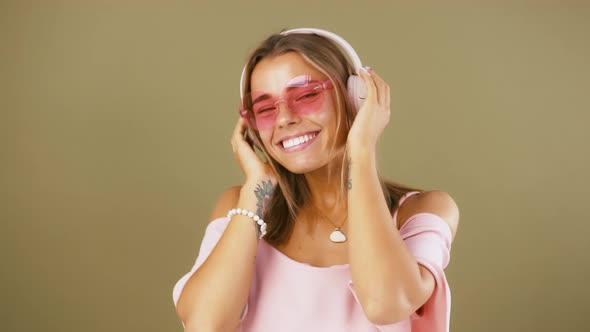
[{"xmin": 282, "ymin": 133, "xmax": 317, "ymax": 149}]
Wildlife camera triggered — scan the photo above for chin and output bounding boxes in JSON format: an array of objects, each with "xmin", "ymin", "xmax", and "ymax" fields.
[
  {"xmin": 279, "ymin": 159, "xmax": 323, "ymax": 175},
  {"xmin": 270, "ymin": 147, "xmax": 345, "ymax": 175}
]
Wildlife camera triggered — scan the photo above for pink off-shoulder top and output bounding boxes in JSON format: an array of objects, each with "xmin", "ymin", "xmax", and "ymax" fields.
[{"xmin": 173, "ymin": 191, "xmax": 453, "ymax": 331}]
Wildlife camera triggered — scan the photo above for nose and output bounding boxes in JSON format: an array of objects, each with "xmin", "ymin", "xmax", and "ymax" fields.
[{"xmin": 274, "ymin": 100, "xmax": 300, "ymax": 128}]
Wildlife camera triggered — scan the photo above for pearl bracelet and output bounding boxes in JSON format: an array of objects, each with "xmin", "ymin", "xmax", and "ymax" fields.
[{"xmin": 227, "ymin": 208, "xmax": 267, "ymax": 239}]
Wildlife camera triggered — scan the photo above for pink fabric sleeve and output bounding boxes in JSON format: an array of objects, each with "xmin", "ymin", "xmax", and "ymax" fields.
[
  {"xmin": 172, "ymin": 217, "xmax": 230, "ymax": 307},
  {"xmin": 398, "ymin": 212, "xmax": 453, "ymax": 332},
  {"xmin": 347, "ymin": 212, "xmax": 453, "ymax": 332}
]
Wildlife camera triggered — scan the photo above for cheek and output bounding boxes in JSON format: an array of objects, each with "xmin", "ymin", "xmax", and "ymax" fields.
[
  {"xmin": 313, "ymin": 97, "xmax": 339, "ymax": 128},
  {"xmin": 324, "ymin": 91, "xmax": 341, "ymax": 120}
]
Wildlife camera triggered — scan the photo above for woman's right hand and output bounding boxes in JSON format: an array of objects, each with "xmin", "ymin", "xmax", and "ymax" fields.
[{"xmin": 231, "ymin": 117, "xmax": 277, "ymax": 184}]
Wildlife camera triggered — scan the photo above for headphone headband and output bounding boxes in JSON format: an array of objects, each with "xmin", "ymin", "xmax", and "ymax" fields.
[{"xmin": 239, "ymin": 28, "xmax": 363, "ymax": 99}]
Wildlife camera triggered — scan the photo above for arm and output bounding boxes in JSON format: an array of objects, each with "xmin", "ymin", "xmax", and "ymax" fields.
[
  {"xmin": 175, "ymin": 180, "xmax": 274, "ymax": 331},
  {"xmin": 347, "ymin": 150, "xmax": 459, "ymax": 324},
  {"xmin": 345, "ymin": 67, "xmax": 459, "ymax": 325},
  {"xmin": 175, "ymin": 113, "xmax": 277, "ymax": 330}
]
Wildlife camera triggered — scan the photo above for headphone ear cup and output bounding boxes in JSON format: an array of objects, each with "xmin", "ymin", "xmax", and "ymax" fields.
[{"xmin": 346, "ymin": 75, "xmax": 367, "ymax": 115}]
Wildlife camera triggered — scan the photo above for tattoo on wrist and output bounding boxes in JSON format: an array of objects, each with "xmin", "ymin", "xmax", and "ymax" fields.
[
  {"xmin": 347, "ymin": 158, "xmax": 352, "ymax": 190},
  {"xmin": 254, "ymin": 179, "xmax": 274, "ymax": 217}
]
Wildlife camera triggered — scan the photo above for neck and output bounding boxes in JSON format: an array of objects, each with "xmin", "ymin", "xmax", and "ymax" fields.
[{"xmin": 303, "ymin": 152, "xmax": 348, "ymax": 215}]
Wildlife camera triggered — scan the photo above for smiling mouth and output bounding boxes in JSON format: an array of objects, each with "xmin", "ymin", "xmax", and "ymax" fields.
[{"xmin": 278, "ymin": 131, "xmax": 320, "ymax": 151}]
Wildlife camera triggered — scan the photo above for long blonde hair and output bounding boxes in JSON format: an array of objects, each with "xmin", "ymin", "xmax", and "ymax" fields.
[{"xmin": 241, "ymin": 30, "xmax": 422, "ymax": 246}]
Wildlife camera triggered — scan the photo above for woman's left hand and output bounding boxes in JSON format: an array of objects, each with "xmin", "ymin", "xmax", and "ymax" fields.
[{"xmin": 346, "ymin": 67, "xmax": 391, "ymax": 153}]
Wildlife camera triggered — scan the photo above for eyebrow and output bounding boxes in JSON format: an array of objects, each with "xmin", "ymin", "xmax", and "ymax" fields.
[{"xmin": 251, "ymin": 79, "xmax": 321, "ymax": 105}]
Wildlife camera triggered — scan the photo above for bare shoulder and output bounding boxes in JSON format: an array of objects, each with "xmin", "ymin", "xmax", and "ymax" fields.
[
  {"xmin": 208, "ymin": 185, "xmax": 243, "ymax": 222},
  {"xmin": 397, "ymin": 190, "xmax": 460, "ymax": 240}
]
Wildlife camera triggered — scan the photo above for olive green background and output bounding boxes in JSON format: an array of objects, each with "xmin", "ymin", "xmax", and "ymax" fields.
[{"xmin": 1, "ymin": 1, "xmax": 588, "ymax": 331}]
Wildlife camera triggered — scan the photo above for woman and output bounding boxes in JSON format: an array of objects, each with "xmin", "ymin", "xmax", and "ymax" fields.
[{"xmin": 172, "ymin": 28, "xmax": 460, "ymax": 332}]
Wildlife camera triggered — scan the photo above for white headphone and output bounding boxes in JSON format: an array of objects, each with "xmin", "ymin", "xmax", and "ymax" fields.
[{"xmin": 239, "ymin": 28, "xmax": 367, "ymax": 114}]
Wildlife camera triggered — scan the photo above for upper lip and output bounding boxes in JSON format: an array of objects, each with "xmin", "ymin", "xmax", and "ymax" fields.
[{"xmin": 275, "ymin": 130, "xmax": 320, "ymax": 145}]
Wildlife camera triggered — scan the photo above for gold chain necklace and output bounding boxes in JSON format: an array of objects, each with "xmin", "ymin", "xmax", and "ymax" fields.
[
  {"xmin": 320, "ymin": 211, "xmax": 347, "ymax": 243},
  {"xmin": 305, "ymin": 204, "xmax": 348, "ymax": 243}
]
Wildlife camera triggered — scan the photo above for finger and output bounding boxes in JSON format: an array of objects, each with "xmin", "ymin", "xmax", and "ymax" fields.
[
  {"xmin": 367, "ymin": 68, "xmax": 388, "ymax": 108},
  {"xmin": 232, "ymin": 116, "xmax": 247, "ymax": 140},
  {"xmin": 231, "ymin": 117, "xmax": 246, "ymax": 149},
  {"xmin": 385, "ymin": 84, "xmax": 390, "ymax": 110},
  {"xmin": 359, "ymin": 67, "xmax": 378, "ymax": 105},
  {"xmin": 244, "ymin": 127, "xmax": 255, "ymax": 148}
]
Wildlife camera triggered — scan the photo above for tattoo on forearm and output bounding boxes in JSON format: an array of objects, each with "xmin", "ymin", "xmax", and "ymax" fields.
[
  {"xmin": 347, "ymin": 157, "xmax": 352, "ymax": 190},
  {"xmin": 254, "ymin": 179, "xmax": 274, "ymax": 217}
]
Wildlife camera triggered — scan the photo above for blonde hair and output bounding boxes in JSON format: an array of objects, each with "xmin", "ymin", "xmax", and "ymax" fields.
[{"xmin": 241, "ymin": 30, "xmax": 422, "ymax": 245}]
